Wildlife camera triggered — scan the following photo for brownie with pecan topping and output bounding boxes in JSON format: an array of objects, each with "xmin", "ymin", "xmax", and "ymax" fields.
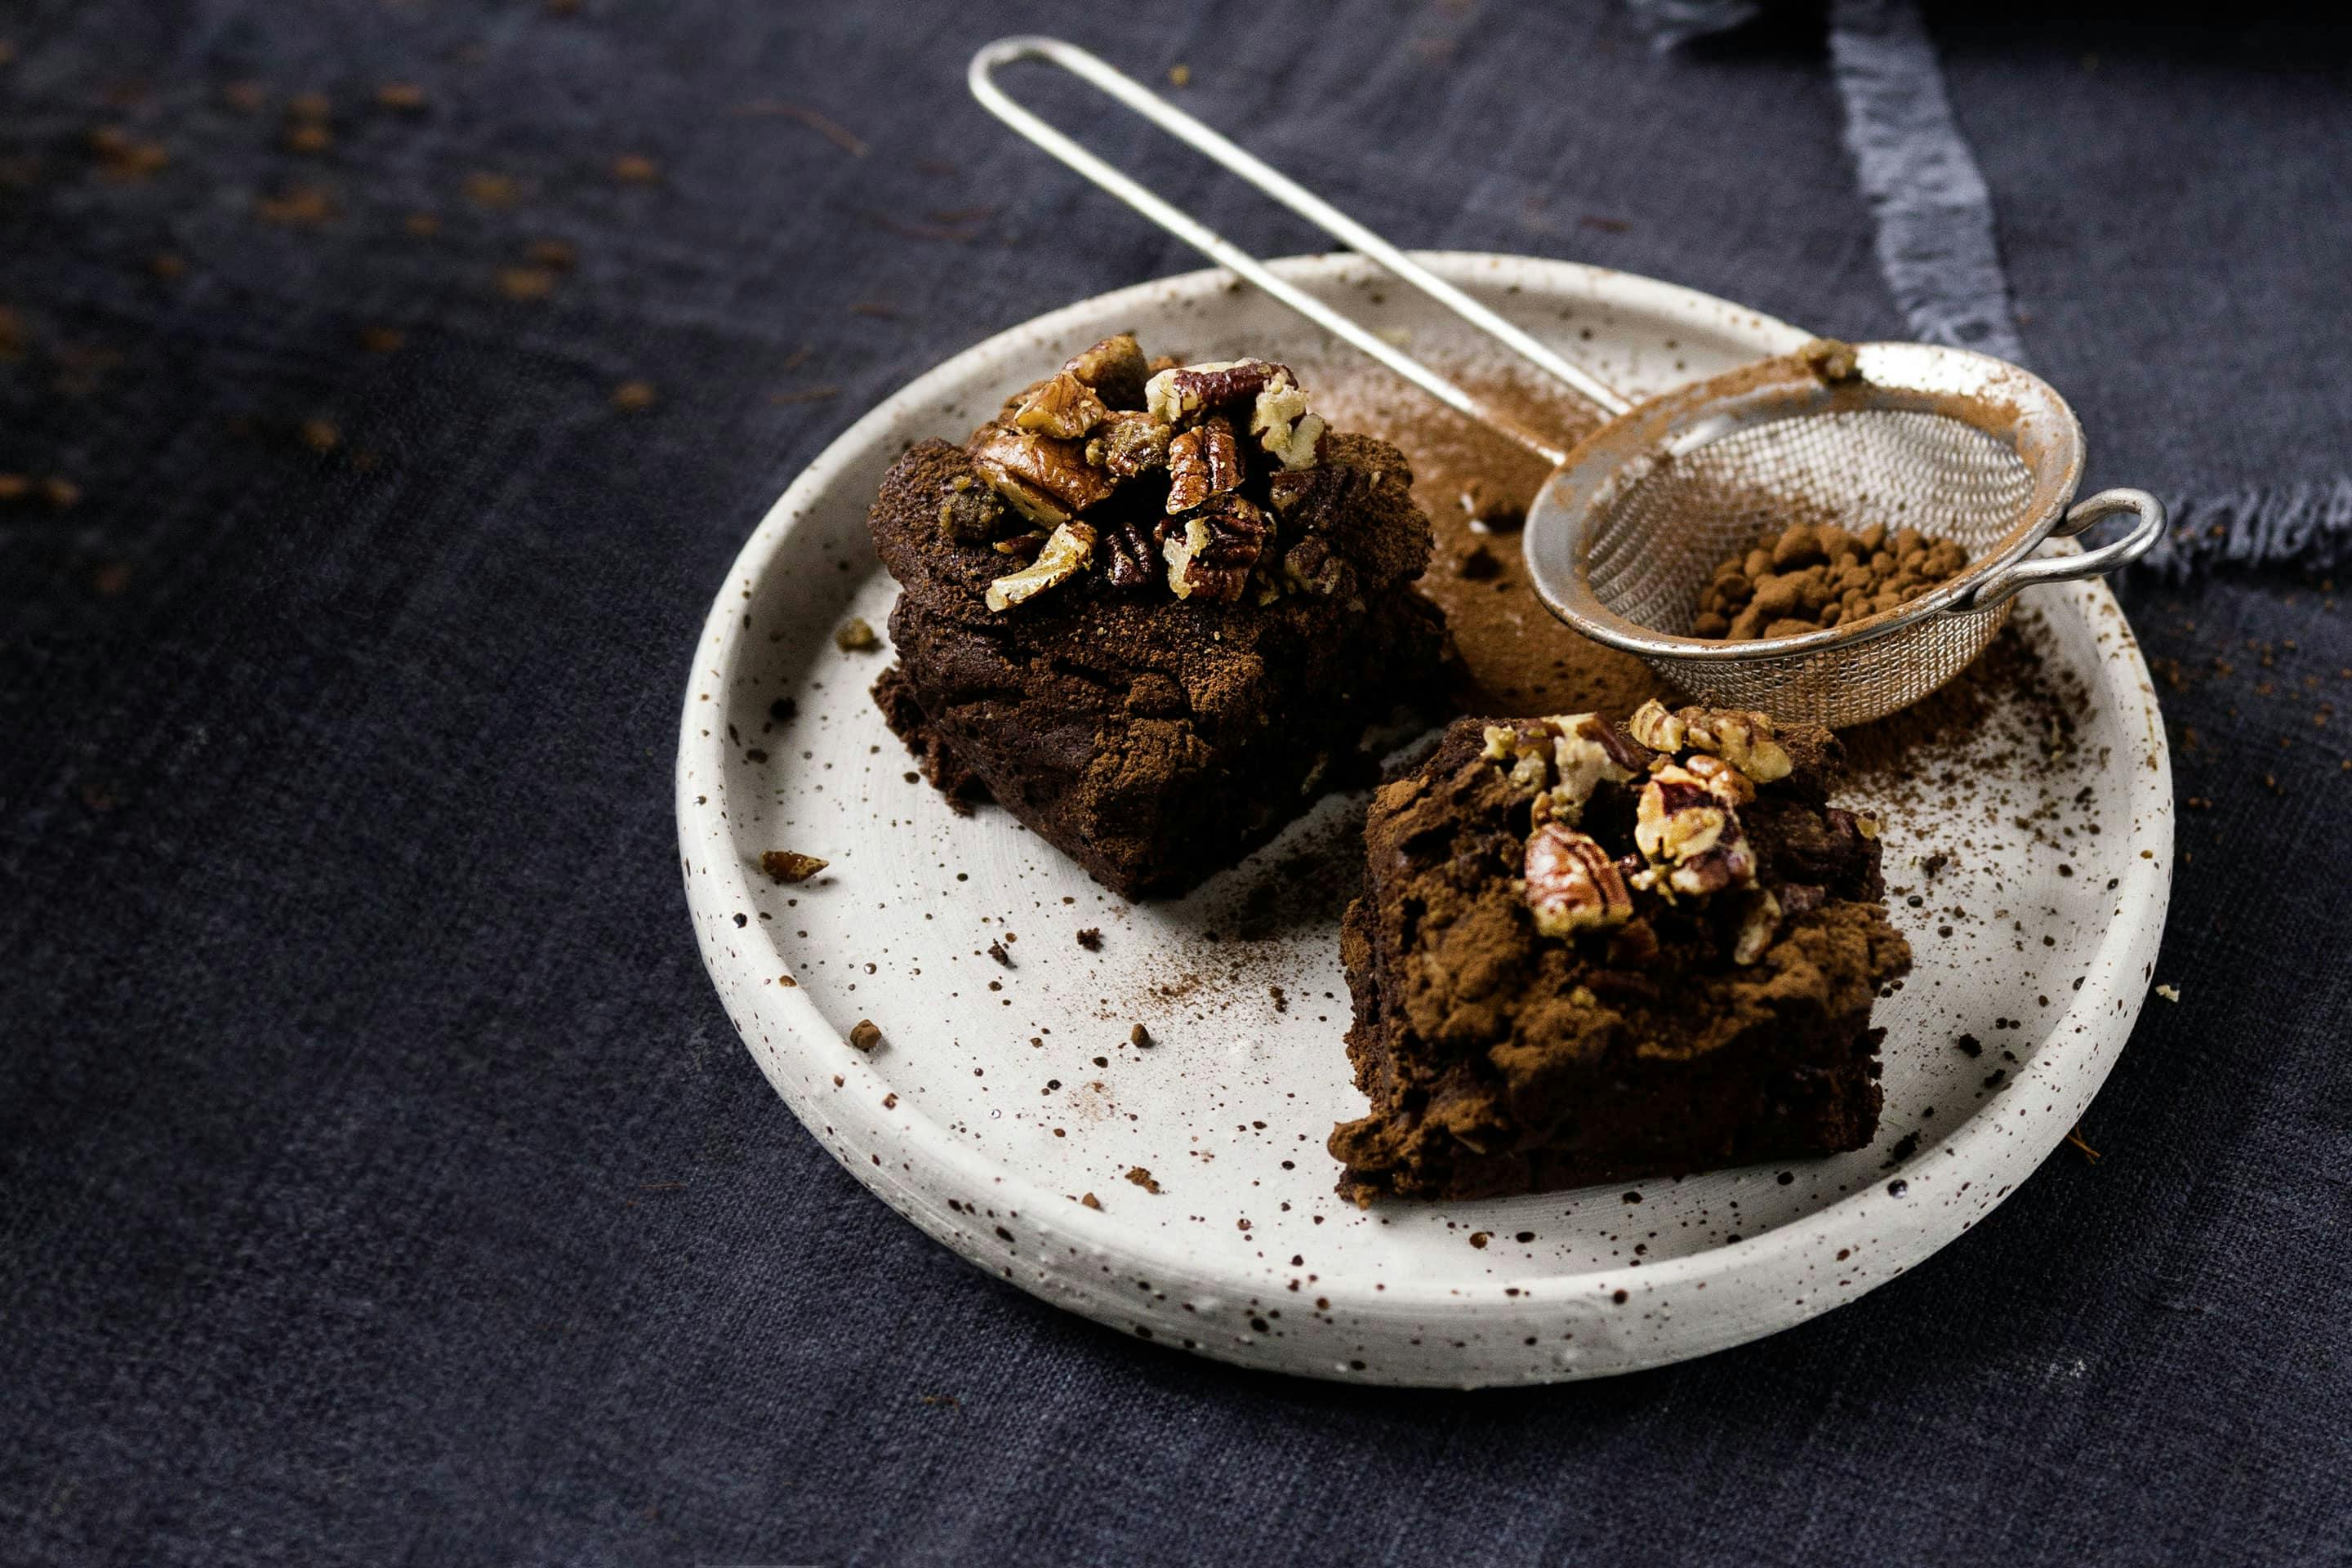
[
  {"xmin": 1330, "ymin": 701, "xmax": 1912, "ymax": 1202},
  {"xmin": 866, "ymin": 336, "xmax": 1446, "ymax": 898}
]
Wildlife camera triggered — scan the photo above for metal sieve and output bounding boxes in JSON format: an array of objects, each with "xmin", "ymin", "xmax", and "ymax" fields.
[{"xmin": 971, "ymin": 37, "xmax": 2164, "ymax": 727}]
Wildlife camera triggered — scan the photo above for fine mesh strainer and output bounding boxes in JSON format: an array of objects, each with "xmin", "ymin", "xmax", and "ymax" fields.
[{"xmin": 971, "ymin": 37, "xmax": 2165, "ymax": 728}]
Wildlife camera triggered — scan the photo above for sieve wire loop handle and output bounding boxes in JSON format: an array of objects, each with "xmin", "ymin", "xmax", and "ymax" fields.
[
  {"xmin": 969, "ymin": 36, "xmax": 1625, "ymax": 466},
  {"xmin": 1951, "ymin": 488, "xmax": 2166, "ymax": 613}
]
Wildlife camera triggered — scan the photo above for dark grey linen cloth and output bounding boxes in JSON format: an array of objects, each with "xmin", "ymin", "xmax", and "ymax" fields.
[{"xmin": 2, "ymin": 3, "xmax": 2346, "ymax": 1563}]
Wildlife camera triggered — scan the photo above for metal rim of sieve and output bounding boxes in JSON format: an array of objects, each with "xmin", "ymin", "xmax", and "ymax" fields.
[{"xmin": 1517, "ymin": 341, "xmax": 2165, "ymax": 664}]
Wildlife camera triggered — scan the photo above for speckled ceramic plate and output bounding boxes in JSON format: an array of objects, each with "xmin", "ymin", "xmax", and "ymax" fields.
[{"xmin": 677, "ymin": 253, "xmax": 2173, "ymax": 1387}]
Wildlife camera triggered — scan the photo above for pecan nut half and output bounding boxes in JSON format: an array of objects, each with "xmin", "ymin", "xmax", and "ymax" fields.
[
  {"xmin": 1164, "ymin": 414, "xmax": 1244, "ymax": 514},
  {"xmin": 1061, "ymin": 333, "xmax": 1148, "ymax": 410},
  {"xmin": 1160, "ymin": 493, "xmax": 1267, "ymax": 601},
  {"xmin": 1523, "ymin": 822, "xmax": 1634, "ymax": 936},
  {"xmin": 1011, "ymin": 371, "xmax": 1109, "ymax": 440},
  {"xmin": 985, "ymin": 520, "xmax": 1095, "ymax": 612},
  {"xmin": 1144, "ymin": 359, "xmax": 1287, "ymax": 428}
]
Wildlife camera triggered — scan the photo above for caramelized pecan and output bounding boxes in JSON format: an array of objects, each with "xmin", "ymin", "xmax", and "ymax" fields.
[
  {"xmin": 1011, "ymin": 372, "xmax": 1109, "ymax": 440},
  {"xmin": 967, "ymin": 425, "xmax": 1116, "ymax": 516},
  {"xmin": 1061, "ymin": 333, "xmax": 1149, "ymax": 409}
]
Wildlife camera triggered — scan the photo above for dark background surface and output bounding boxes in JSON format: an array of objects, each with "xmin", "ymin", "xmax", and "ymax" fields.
[{"xmin": 3, "ymin": 3, "xmax": 2348, "ymax": 1564}]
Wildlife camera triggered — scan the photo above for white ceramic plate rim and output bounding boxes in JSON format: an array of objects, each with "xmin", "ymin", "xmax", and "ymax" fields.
[{"xmin": 679, "ymin": 252, "xmax": 2172, "ymax": 1374}]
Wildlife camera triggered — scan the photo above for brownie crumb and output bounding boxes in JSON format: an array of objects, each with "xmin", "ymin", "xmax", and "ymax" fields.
[
  {"xmin": 1954, "ymin": 1032, "xmax": 1983, "ymax": 1058},
  {"xmin": 1076, "ymin": 927, "xmax": 1102, "ymax": 951},
  {"xmin": 987, "ymin": 940, "xmax": 1011, "ymax": 967},
  {"xmin": 1269, "ymin": 984, "xmax": 1288, "ymax": 1012},
  {"xmin": 760, "ymin": 850, "xmax": 827, "ymax": 883},
  {"xmin": 847, "ymin": 1019, "xmax": 883, "ymax": 1052},
  {"xmin": 1468, "ymin": 1232, "xmax": 1489, "ymax": 1250},
  {"xmin": 1124, "ymin": 1165, "xmax": 1160, "ymax": 1194},
  {"xmin": 1129, "ymin": 1022, "xmax": 1152, "ymax": 1048},
  {"xmin": 834, "ymin": 617, "xmax": 879, "ymax": 652},
  {"xmin": 1080, "ymin": 1192, "xmax": 1102, "ymax": 1210},
  {"xmin": 769, "ymin": 697, "xmax": 798, "ymax": 723},
  {"xmin": 1454, "ymin": 541, "xmax": 1502, "ymax": 580}
]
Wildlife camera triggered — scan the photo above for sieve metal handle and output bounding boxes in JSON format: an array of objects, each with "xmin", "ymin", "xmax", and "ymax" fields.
[
  {"xmin": 1951, "ymin": 488, "xmax": 2167, "ymax": 614},
  {"xmin": 969, "ymin": 36, "xmax": 1633, "ymax": 466}
]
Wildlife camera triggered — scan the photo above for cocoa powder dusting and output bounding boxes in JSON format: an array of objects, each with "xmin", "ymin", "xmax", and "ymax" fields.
[{"xmin": 1309, "ymin": 363, "xmax": 1668, "ymax": 719}]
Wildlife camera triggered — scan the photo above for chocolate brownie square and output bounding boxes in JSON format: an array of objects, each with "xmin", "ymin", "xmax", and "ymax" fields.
[
  {"xmin": 1330, "ymin": 702, "xmax": 1913, "ymax": 1203},
  {"xmin": 868, "ymin": 337, "xmax": 1446, "ymax": 898}
]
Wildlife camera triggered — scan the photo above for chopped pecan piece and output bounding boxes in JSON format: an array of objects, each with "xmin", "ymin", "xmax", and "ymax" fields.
[
  {"xmin": 1281, "ymin": 534, "xmax": 1353, "ymax": 599},
  {"xmin": 1731, "ymin": 887, "xmax": 1784, "ymax": 964},
  {"xmin": 760, "ymin": 850, "xmax": 828, "ymax": 883},
  {"xmin": 1633, "ymin": 765, "xmax": 1757, "ymax": 897},
  {"xmin": 1481, "ymin": 712, "xmax": 1640, "ymax": 826},
  {"xmin": 1160, "ymin": 493, "xmax": 1267, "ymax": 601},
  {"xmin": 1061, "ymin": 332, "xmax": 1149, "ymax": 409},
  {"xmin": 1679, "ymin": 706, "xmax": 1793, "ymax": 782},
  {"xmin": 1085, "ymin": 411, "xmax": 1171, "ymax": 479},
  {"xmin": 1523, "ymin": 822, "xmax": 1634, "ymax": 936},
  {"xmin": 1011, "ymin": 372, "xmax": 1109, "ymax": 439},
  {"xmin": 1249, "ymin": 368, "xmax": 1325, "ymax": 470},
  {"xmin": 936, "ymin": 470, "xmax": 1005, "ymax": 541},
  {"xmin": 1164, "ymin": 415, "xmax": 1244, "ymax": 514},
  {"xmin": 1681, "ymin": 751, "xmax": 1755, "ymax": 807},
  {"xmin": 1627, "ymin": 697, "xmax": 1686, "ymax": 753},
  {"xmin": 985, "ymin": 520, "xmax": 1095, "ymax": 612},
  {"xmin": 991, "ymin": 529, "xmax": 1047, "ymax": 557},
  {"xmin": 967, "ymin": 425, "xmax": 1116, "ymax": 518},
  {"xmin": 1143, "ymin": 359, "xmax": 1287, "ymax": 427}
]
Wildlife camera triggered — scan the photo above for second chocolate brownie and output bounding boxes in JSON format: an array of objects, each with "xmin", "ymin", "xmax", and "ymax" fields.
[
  {"xmin": 1330, "ymin": 702, "xmax": 1913, "ymax": 1202},
  {"xmin": 869, "ymin": 338, "xmax": 1446, "ymax": 898}
]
